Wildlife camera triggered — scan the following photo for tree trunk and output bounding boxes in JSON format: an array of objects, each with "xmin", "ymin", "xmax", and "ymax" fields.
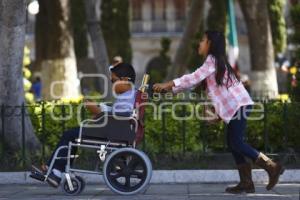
[
  {"xmin": 71, "ymin": 0, "xmax": 88, "ymax": 59},
  {"xmin": 267, "ymin": 0, "xmax": 287, "ymax": 54},
  {"xmin": 36, "ymin": 0, "xmax": 80, "ymax": 100},
  {"xmin": 207, "ymin": 0, "xmax": 227, "ymax": 32},
  {"xmin": 100, "ymin": 0, "xmax": 132, "ymax": 63},
  {"xmin": 165, "ymin": 0, "xmax": 205, "ymax": 81},
  {"xmin": 0, "ymin": 0, "xmax": 40, "ymax": 151},
  {"xmin": 239, "ymin": 0, "xmax": 278, "ymax": 98},
  {"xmin": 84, "ymin": 0, "xmax": 112, "ymax": 100}
]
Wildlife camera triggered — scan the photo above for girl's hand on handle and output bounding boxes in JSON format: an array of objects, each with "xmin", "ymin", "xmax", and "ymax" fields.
[{"xmin": 153, "ymin": 81, "xmax": 174, "ymax": 93}]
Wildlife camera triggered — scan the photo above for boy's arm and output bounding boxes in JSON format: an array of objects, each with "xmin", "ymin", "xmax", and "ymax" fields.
[{"xmin": 84, "ymin": 100, "xmax": 102, "ymax": 115}]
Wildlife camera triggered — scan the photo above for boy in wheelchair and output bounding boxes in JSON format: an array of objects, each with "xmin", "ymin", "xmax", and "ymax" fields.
[{"xmin": 30, "ymin": 62, "xmax": 137, "ymax": 188}]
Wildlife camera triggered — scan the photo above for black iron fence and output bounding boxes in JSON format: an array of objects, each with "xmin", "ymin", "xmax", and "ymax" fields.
[{"xmin": 0, "ymin": 100, "xmax": 299, "ymax": 170}]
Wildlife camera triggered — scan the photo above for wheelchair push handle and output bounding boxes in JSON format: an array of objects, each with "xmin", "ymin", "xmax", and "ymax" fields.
[{"xmin": 139, "ymin": 74, "xmax": 150, "ymax": 93}]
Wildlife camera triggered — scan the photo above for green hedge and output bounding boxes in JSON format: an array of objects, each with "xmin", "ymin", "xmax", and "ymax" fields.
[
  {"xmin": 26, "ymin": 100, "xmax": 300, "ymax": 157},
  {"xmin": 1, "ymin": 100, "xmax": 299, "ymax": 170}
]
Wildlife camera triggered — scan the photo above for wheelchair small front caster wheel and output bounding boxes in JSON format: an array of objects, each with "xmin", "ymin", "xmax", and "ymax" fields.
[
  {"xmin": 61, "ymin": 176, "xmax": 82, "ymax": 195},
  {"xmin": 75, "ymin": 175, "xmax": 86, "ymax": 193}
]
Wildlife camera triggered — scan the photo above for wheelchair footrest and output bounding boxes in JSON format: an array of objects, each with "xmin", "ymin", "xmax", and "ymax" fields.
[{"xmin": 29, "ymin": 170, "xmax": 45, "ymax": 182}]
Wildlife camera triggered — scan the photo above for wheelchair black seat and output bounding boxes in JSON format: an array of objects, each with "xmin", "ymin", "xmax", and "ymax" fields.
[{"xmin": 81, "ymin": 115, "xmax": 136, "ymax": 143}]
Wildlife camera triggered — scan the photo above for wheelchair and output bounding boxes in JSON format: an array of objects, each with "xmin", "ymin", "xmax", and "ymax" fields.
[{"xmin": 30, "ymin": 75, "xmax": 152, "ymax": 195}]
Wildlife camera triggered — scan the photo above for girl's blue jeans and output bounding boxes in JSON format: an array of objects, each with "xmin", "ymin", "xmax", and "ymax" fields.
[{"xmin": 227, "ymin": 105, "xmax": 259, "ymax": 165}]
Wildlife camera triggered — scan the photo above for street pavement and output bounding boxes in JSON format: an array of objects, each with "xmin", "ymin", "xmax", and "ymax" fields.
[{"xmin": 0, "ymin": 183, "xmax": 299, "ymax": 200}]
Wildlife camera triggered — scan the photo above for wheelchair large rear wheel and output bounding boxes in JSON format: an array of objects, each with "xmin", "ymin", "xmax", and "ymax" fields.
[{"xmin": 103, "ymin": 148, "xmax": 152, "ymax": 195}]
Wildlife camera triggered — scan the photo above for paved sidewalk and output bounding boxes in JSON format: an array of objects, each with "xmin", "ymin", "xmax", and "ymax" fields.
[
  {"xmin": 1, "ymin": 170, "xmax": 300, "ymax": 184},
  {"xmin": 0, "ymin": 183, "xmax": 299, "ymax": 200}
]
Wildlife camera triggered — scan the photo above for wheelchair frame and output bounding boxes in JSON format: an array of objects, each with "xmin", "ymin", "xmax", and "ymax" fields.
[
  {"xmin": 42, "ymin": 112, "xmax": 152, "ymax": 195},
  {"xmin": 33, "ymin": 75, "xmax": 152, "ymax": 195}
]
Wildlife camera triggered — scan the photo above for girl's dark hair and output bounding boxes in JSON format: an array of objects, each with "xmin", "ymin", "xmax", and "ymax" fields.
[{"xmin": 205, "ymin": 30, "xmax": 239, "ymax": 88}]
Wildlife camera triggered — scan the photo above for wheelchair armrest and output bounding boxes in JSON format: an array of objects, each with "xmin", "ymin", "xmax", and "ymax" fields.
[
  {"xmin": 80, "ymin": 113, "xmax": 118, "ymax": 125},
  {"xmin": 129, "ymin": 117, "xmax": 138, "ymax": 133},
  {"xmin": 80, "ymin": 118, "xmax": 102, "ymax": 125}
]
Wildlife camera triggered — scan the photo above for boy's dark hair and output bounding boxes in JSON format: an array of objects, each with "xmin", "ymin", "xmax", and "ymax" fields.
[{"xmin": 110, "ymin": 63, "xmax": 136, "ymax": 83}]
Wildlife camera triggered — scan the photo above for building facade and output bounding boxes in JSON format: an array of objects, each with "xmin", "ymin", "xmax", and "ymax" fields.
[
  {"xmin": 129, "ymin": 0, "xmax": 189, "ymax": 84},
  {"xmin": 129, "ymin": 0, "xmax": 251, "ymax": 85}
]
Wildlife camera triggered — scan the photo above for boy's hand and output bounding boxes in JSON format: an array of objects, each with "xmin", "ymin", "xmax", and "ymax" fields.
[
  {"xmin": 83, "ymin": 99, "xmax": 102, "ymax": 115},
  {"xmin": 83, "ymin": 98, "xmax": 92, "ymax": 103},
  {"xmin": 153, "ymin": 81, "xmax": 174, "ymax": 93}
]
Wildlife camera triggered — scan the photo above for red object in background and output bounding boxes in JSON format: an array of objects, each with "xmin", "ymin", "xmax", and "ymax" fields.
[
  {"xmin": 290, "ymin": 0, "xmax": 300, "ymax": 5},
  {"xmin": 291, "ymin": 75, "xmax": 297, "ymax": 87},
  {"xmin": 133, "ymin": 90, "xmax": 148, "ymax": 145}
]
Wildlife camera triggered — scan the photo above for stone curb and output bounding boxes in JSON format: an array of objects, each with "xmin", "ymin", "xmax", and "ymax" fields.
[{"xmin": 0, "ymin": 170, "xmax": 299, "ymax": 185}]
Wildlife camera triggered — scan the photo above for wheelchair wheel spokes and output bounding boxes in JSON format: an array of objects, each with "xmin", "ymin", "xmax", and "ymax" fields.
[
  {"xmin": 131, "ymin": 170, "xmax": 145, "ymax": 179},
  {"xmin": 107, "ymin": 152, "xmax": 146, "ymax": 191},
  {"xmin": 113, "ymin": 157, "xmax": 127, "ymax": 170},
  {"xmin": 103, "ymin": 148, "xmax": 152, "ymax": 195},
  {"xmin": 110, "ymin": 172, "xmax": 123, "ymax": 180},
  {"xmin": 128, "ymin": 156, "xmax": 140, "ymax": 169},
  {"xmin": 125, "ymin": 175, "xmax": 131, "ymax": 188}
]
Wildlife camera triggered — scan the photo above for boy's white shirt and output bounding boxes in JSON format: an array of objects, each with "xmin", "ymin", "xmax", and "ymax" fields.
[
  {"xmin": 99, "ymin": 88, "xmax": 137, "ymax": 113},
  {"xmin": 99, "ymin": 103, "xmax": 112, "ymax": 112}
]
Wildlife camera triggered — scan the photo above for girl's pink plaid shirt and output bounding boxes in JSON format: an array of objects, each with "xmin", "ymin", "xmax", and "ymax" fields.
[{"xmin": 172, "ymin": 55, "xmax": 254, "ymax": 123}]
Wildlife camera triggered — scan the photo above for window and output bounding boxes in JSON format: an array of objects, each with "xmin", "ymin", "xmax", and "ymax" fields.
[
  {"xmin": 152, "ymin": 0, "xmax": 166, "ymax": 20},
  {"xmin": 131, "ymin": 0, "xmax": 142, "ymax": 20},
  {"xmin": 174, "ymin": 0, "xmax": 186, "ymax": 20}
]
